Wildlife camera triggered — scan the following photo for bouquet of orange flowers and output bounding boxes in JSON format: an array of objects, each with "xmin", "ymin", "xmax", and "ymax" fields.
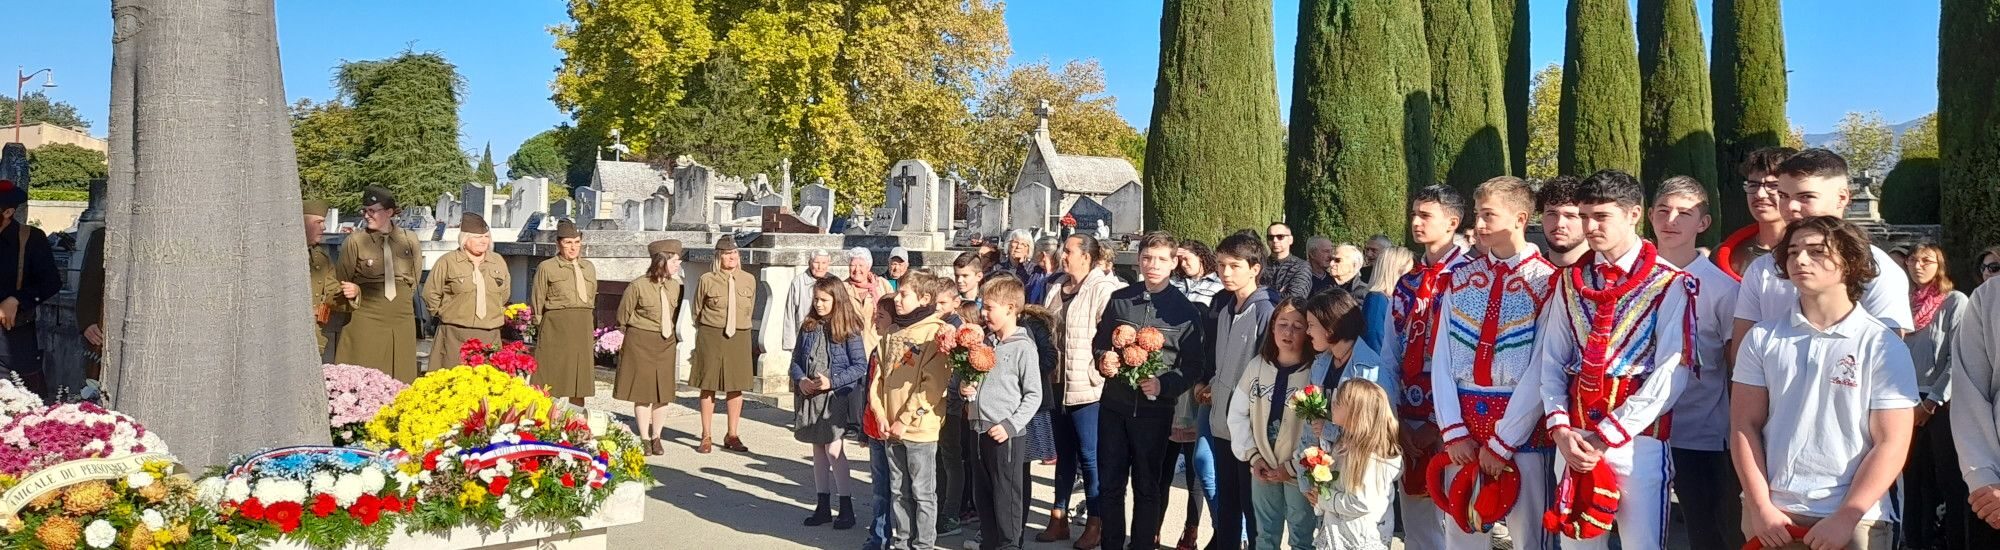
[
  {"xmin": 1289, "ymin": 384, "xmax": 1330, "ymax": 422},
  {"xmin": 1298, "ymin": 445, "xmax": 1339, "ymax": 501},
  {"xmin": 937, "ymin": 325, "xmax": 996, "ymax": 383},
  {"xmin": 1109, "ymin": 324, "xmax": 1168, "ymax": 395}
]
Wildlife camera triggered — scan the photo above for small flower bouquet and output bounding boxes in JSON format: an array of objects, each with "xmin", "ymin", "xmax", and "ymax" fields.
[
  {"xmin": 0, "ymin": 402, "xmax": 170, "ymax": 477},
  {"xmin": 0, "ymin": 375, "xmax": 43, "ymax": 426},
  {"xmin": 1298, "ymin": 445, "xmax": 1339, "ymax": 501},
  {"xmin": 937, "ymin": 326, "xmax": 995, "ymax": 384},
  {"xmin": 502, "ymin": 303, "xmax": 536, "ymax": 344},
  {"xmin": 1289, "ymin": 384, "xmax": 1330, "ymax": 423},
  {"xmin": 460, "ymin": 339, "xmax": 539, "ymax": 378},
  {"xmin": 0, "ymin": 458, "xmax": 202, "ymax": 550},
  {"xmin": 324, "ymin": 364, "xmax": 409, "ymax": 447},
  {"xmin": 199, "ymin": 446, "xmax": 414, "ymax": 547},
  {"xmin": 1110, "ymin": 325, "xmax": 1168, "ymax": 396},
  {"xmin": 593, "ymin": 327, "xmax": 624, "ymax": 366}
]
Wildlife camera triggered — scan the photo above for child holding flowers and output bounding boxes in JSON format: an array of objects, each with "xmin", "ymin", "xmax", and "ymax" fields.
[
  {"xmin": 1302, "ymin": 379, "xmax": 1402, "ymax": 550},
  {"xmin": 959, "ymin": 277, "xmax": 1041, "ymax": 549},
  {"xmin": 790, "ymin": 277, "xmax": 869, "ymax": 529},
  {"xmin": 1225, "ymin": 298, "xmax": 1317, "ymax": 550}
]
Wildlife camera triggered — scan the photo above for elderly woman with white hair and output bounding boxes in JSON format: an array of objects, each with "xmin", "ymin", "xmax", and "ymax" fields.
[
  {"xmin": 783, "ymin": 249, "xmax": 836, "ymax": 352},
  {"xmin": 843, "ymin": 247, "xmax": 892, "ymax": 343}
]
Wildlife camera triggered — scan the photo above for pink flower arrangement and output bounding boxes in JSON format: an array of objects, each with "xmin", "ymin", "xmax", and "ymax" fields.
[
  {"xmin": 324, "ymin": 363, "xmax": 409, "ymax": 445},
  {"xmin": 0, "ymin": 402, "xmax": 168, "ymax": 476},
  {"xmin": 0, "ymin": 375, "xmax": 42, "ymax": 425},
  {"xmin": 594, "ymin": 327, "xmax": 625, "ymax": 355}
]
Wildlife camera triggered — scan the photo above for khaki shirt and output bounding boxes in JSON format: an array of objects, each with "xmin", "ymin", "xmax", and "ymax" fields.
[
  {"xmin": 617, "ymin": 276, "xmax": 683, "ymax": 339},
  {"xmin": 694, "ymin": 268, "xmax": 755, "ymax": 329},
  {"xmin": 424, "ymin": 249, "xmax": 511, "ymax": 329},
  {"xmin": 309, "ymin": 244, "xmax": 342, "ymax": 311},
  {"xmin": 336, "ymin": 229, "xmax": 421, "ymax": 303},
  {"xmin": 532, "ymin": 256, "xmax": 598, "ymax": 314}
]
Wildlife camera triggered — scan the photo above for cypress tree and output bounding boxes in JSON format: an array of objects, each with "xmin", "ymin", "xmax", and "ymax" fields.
[
  {"xmin": 1492, "ymin": 0, "xmax": 1530, "ymax": 177},
  {"xmin": 1287, "ymin": 0, "xmax": 1433, "ymax": 244},
  {"xmin": 477, "ymin": 142, "xmax": 498, "ymax": 185},
  {"xmin": 1559, "ymin": 0, "xmax": 1642, "ymax": 176},
  {"xmin": 1638, "ymin": 0, "xmax": 1719, "ymax": 243},
  {"xmin": 1940, "ymin": 0, "xmax": 2000, "ymax": 283},
  {"xmin": 1145, "ymin": 0, "xmax": 1288, "ymax": 245},
  {"xmin": 340, "ymin": 51, "xmax": 473, "ymax": 206},
  {"xmin": 1711, "ymin": 0, "xmax": 1787, "ymax": 233},
  {"xmin": 1423, "ymin": 0, "xmax": 1511, "ymax": 194}
]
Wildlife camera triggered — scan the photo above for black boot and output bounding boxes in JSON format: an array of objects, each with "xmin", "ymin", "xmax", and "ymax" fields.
[
  {"xmin": 804, "ymin": 493, "xmax": 833, "ymax": 526},
  {"xmin": 833, "ymin": 495, "xmax": 857, "ymax": 530}
]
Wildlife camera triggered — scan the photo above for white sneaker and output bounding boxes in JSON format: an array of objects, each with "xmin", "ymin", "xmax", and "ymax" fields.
[{"xmin": 962, "ymin": 536, "xmax": 981, "ymax": 549}]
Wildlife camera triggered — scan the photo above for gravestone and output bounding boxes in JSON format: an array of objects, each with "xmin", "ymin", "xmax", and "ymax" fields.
[
  {"xmin": 938, "ymin": 173, "xmax": 960, "ymax": 237},
  {"xmin": 643, "ymin": 194, "xmax": 669, "ymax": 231},
  {"xmin": 797, "ymin": 206, "xmax": 823, "ymax": 230},
  {"xmin": 1066, "ymin": 196, "xmax": 1111, "ymax": 233},
  {"xmin": 549, "ymin": 198, "xmax": 573, "ymax": 219},
  {"xmin": 618, "ymin": 199, "xmax": 645, "ymax": 231},
  {"xmin": 325, "ymin": 208, "xmax": 339, "ymax": 227},
  {"xmin": 732, "ymin": 197, "xmax": 765, "ymax": 220},
  {"xmin": 871, "ymin": 208, "xmax": 897, "ymax": 236},
  {"xmin": 964, "ymin": 184, "xmax": 1006, "ymax": 239},
  {"xmin": 435, "ymin": 192, "xmax": 458, "ymax": 225},
  {"xmin": 574, "ymin": 187, "xmax": 602, "ymax": 220},
  {"xmin": 498, "ymin": 194, "xmax": 519, "ymax": 228},
  {"xmin": 884, "ymin": 160, "xmax": 940, "ymax": 232},
  {"xmin": 799, "ymin": 180, "xmax": 836, "ymax": 230},
  {"xmin": 504, "ymin": 177, "xmax": 549, "ymax": 227},
  {"xmin": 462, "ymin": 183, "xmax": 492, "ymax": 222},
  {"xmin": 668, "ymin": 157, "xmax": 715, "ymax": 229},
  {"xmin": 1103, "ymin": 181, "xmax": 1144, "ymax": 236},
  {"xmin": 1010, "ymin": 180, "xmax": 1052, "ymax": 232},
  {"xmin": 515, "ymin": 212, "xmax": 546, "ymax": 243},
  {"xmin": 397, "ymin": 206, "xmax": 436, "ymax": 235},
  {"xmin": 778, "ymin": 158, "xmax": 795, "ymax": 211}
]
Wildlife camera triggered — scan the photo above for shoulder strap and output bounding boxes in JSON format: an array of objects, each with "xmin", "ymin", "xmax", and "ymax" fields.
[{"xmin": 15, "ymin": 223, "xmax": 27, "ymax": 291}]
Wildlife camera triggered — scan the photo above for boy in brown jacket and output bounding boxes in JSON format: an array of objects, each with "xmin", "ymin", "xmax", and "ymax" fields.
[{"xmin": 870, "ymin": 272, "xmax": 954, "ymax": 549}]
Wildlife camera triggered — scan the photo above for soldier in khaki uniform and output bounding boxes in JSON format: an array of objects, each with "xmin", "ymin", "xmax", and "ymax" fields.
[
  {"xmin": 617, "ymin": 239, "xmax": 685, "ymax": 455},
  {"xmin": 335, "ymin": 186, "xmax": 422, "ymax": 382},
  {"xmin": 304, "ymin": 199, "xmax": 344, "ymax": 360},
  {"xmin": 690, "ymin": 236, "xmax": 756, "ymax": 454},
  {"xmin": 425, "ymin": 213, "xmax": 510, "ymax": 368},
  {"xmin": 532, "ymin": 220, "xmax": 597, "ymax": 404}
]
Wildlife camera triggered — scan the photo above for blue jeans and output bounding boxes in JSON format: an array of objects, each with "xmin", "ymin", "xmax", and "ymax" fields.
[
  {"xmin": 866, "ymin": 438, "xmax": 894, "ymax": 550},
  {"xmin": 1176, "ymin": 423, "xmax": 1217, "ymax": 527},
  {"xmin": 1052, "ymin": 402, "xmax": 1101, "ymax": 515}
]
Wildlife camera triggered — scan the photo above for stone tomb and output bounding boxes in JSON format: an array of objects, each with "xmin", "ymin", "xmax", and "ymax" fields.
[
  {"xmin": 798, "ymin": 180, "xmax": 836, "ymax": 231},
  {"xmin": 1102, "ymin": 181, "xmax": 1144, "ymax": 236},
  {"xmin": 1009, "ymin": 180, "xmax": 1052, "ymax": 233},
  {"xmin": 884, "ymin": 160, "xmax": 940, "ymax": 233},
  {"xmin": 964, "ymin": 183, "xmax": 1005, "ymax": 240}
]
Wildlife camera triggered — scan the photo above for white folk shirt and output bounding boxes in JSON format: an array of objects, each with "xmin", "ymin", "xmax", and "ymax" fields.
[
  {"xmin": 1734, "ymin": 308, "xmax": 1918, "ymax": 520},
  {"xmin": 1430, "ymin": 247, "xmax": 1557, "ymax": 459},
  {"xmin": 1390, "ymin": 244, "xmax": 1472, "ymax": 424},
  {"xmin": 1532, "ymin": 242, "xmax": 1694, "ymax": 449},
  {"xmin": 1668, "ymin": 255, "xmax": 1741, "ymax": 452},
  {"xmin": 1732, "ymin": 245, "xmax": 1914, "ymax": 331}
]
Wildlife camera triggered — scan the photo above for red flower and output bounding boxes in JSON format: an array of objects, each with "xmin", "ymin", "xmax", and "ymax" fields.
[
  {"xmin": 380, "ymin": 494, "xmax": 404, "ymax": 513},
  {"xmin": 488, "ymin": 475, "xmax": 511, "ymax": 496},
  {"xmin": 350, "ymin": 495, "xmax": 383, "ymax": 526},
  {"xmin": 240, "ymin": 498, "xmax": 267, "ymax": 521},
  {"xmin": 422, "ymin": 449, "xmax": 443, "ymax": 471},
  {"xmin": 521, "ymin": 458, "xmax": 542, "ymax": 473},
  {"xmin": 460, "ymin": 338, "xmax": 493, "ymax": 365},
  {"xmin": 312, "ymin": 493, "xmax": 338, "ymax": 518},
  {"xmin": 1061, "ymin": 213, "xmax": 1078, "ymax": 228},
  {"xmin": 267, "ymin": 502, "xmax": 305, "ymax": 533},
  {"xmin": 561, "ymin": 473, "xmax": 577, "ymax": 488}
]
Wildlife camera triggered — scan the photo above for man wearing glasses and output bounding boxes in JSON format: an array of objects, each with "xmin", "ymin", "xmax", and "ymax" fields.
[
  {"xmin": 1714, "ymin": 147, "xmax": 1800, "ymax": 280},
  {"xmin": 1258, "ymin": 222, "xmax": 1313, "ymax": 302}
]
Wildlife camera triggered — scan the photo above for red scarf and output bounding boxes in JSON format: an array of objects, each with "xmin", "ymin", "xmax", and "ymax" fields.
[
  {"xmin": 1912, "ymin": 285, "xmax": 1946, "ymax": 333},
  {"xmin": 1398, "ymin": 248, "xmax": 1463, "ymax": 384},
  {"xmin": 1569, "ymin": 242, "xmax": 1661, "ymax": 419}
]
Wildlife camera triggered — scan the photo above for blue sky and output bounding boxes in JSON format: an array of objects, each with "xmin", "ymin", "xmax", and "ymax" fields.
[{"xmin": 16, "ymin": 0, "xmax": 1938, "ymax": 165}]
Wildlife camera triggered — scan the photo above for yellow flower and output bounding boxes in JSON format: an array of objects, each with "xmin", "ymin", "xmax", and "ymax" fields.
[
  {"xmin": 1311, "ymin": 465, "xmax": 1333, "ymax": 483},
  {"xmin": 63, "ymin": 480, "xmax": 117, "ymax": 515},
  {"xmin": 458, "ymin": 481, "xmax": 487, "ymax": 508},
  {"xmin": 367, "ymin": 365, "xmax": 554, "ymax": 452},
  {"xmin": 1302, "ymin": 447, "xmax": 1322, "ymax": 459},
  {"xmin": 36, "ymin": 515, "xmax": 80, "ymax": 550}
]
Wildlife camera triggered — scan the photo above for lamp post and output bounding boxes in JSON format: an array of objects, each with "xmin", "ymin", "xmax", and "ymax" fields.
[{"xmin": 14, "ymin": 67, "xmax": 57, "ymax": 144}]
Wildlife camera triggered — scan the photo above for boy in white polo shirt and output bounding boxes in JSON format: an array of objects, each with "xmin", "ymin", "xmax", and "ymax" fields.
[
  {"xmin": 1649, "ymin": 176, "xmax": 1743, "ymax": 550},
  {"xmin": 1730, "ymin": 216, "xmax": 1917, "ymax": 550}
]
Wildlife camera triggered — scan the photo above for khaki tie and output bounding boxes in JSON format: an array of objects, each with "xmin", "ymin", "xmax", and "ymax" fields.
[
  {"xmin": 473, "ymin": 258, "xmax": 488, "ymax": 319},
  {"xmin": 382, "ymin": 236, "xmax": 397, "ymax": 300},
  {"xmin": 658, "ymin": 284, "xmax": 672, "ymax": 339},
  {"xmin": 724, "ymin": 274, "xmax": 739, "ymax": 338},
  {"xmin": 570, "ymin": 261, "xmax": 587, "ymax": 302}
]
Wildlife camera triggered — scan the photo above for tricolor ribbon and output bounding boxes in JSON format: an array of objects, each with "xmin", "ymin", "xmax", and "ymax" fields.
[{"xmin": 458, "ymin": 442, "xmax": 611, "ymax": 489}]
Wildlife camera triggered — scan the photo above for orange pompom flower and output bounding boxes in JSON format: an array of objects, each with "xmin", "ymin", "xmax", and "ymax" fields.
[
  {"xmin": 935, "ymin": 328, "xmax": 958, "ymax": 350},
  {"xmin": 958, "ymin": 326, "xmax": 986, "ymax": 347},
  {"xmin": 968, "ymin": 346, "xmax": 996, "ymax": 374},
  {"xmin": 1136, "ymin": 327, "xmax": 1166, "ymax": 352},
  {"xmin": 1111, "ymin": 325, "xmax": 1137, "ymax": 348},
  {"xmin": 1121, "ymin": 346, "xmax": 1150, "ymax": 367}
]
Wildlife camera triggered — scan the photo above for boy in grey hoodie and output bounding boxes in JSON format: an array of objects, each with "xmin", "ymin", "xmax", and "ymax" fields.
[
  {"xmin": 963, "ymin": 277, "xmax": 1043, "ymax": 550},
  {"xmin": 1197, "ymin": 230, "xmax": 1281, "ymax": 548}
]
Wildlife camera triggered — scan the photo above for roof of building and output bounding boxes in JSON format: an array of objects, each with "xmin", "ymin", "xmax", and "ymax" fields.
[
  {"xmin": 1045, "ymin": 152, "xmax": 1140, "ymax": 196},
  {"xmin": 591, "ymin": 160, "xmax": 672, "ymax": 199}
]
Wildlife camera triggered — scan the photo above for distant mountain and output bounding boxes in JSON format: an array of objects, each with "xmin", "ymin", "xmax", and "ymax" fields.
[{"xmin": 1801, "ymin": 116, "xmax": 1928, "ymax": 149}]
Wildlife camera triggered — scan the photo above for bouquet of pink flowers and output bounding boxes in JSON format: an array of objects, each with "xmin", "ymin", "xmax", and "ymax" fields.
[
  {"xmin": 324, "ymin": 363, "xmax": 410, "ymax": 446},
  {"xmin": 0, "ymin": 402, "xmax": 169, "ymax": 476},
  {"xmin": 503, "ymin": 303, "xmax": 535, "ymax": 343},
  {"xmin": 936, "ymin": 325, "xmax": 996, "ymax": 384},
  {"xmin": 594, "ymin": 327, "xmax": 624, "ymax": 366}
]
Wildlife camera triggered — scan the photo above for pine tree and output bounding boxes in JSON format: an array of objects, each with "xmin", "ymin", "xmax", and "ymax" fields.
[
  {"xmin": 1145, "ymin": 0, "xmax": 1288, "ymax": 245},
  {"xmin": 339, "ymin": 51, "xmax": 472, "ymax": 206},
  {"xmin": 1940, "ymin": 0, "xmax": 2000, "ymax": 282},
  {"xmin": 1287, "ymin": 0, "xmax": 1433, "ymax": 244},
  {"xmin": 477, "ymin": 142, "xmax": 498, "ymax": 185},
  {"xmin": 1424, "ymin": 0, "xmax": 1511, "ymax": 193},
  {"xmin": 1491, "ymin": 0, "xmax": 1530, "ymax": 177},
  {"xmin": 1638, "ymin": 0, "xmax": 1719, "ymax": 243},
  {"xmin": 1559, "ymin": 0, "xmax": 1642, "ymax": 176},
  {"xmin": 1710, "ymin": 0, "xmax": 1788, "ymax": 232}
]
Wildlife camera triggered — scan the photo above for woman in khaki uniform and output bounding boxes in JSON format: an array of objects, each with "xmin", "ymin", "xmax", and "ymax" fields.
[
  {"xmin": 335, "ymin": 186, "xmax": 421, "ymax": 382},
  {"xmin": 690, "ymin": 236, "xmax": 755, "ymax": 454},
  {"xmin": 424, "ymin": 213, "xmax": 510, "ymax": 368},
  {"xmin": 617, "ymin": 239, "xmax": 684, "ymax": 455},
  {"xmin": 531, "ymin": 220, "xmax": 597, "ymax": 404},
  {"xmin": 302, "ymin": 200, "xmax": 344, "ymax": 362}
]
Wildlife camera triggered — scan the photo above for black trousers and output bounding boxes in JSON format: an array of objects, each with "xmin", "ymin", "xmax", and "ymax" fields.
[
  {"xmin": 1099, "ymin": 412, "xmax": 1174, "ymax": 550},
  {"xmin": 1671, "ymin": 447, "xmax": 1745, "ymax": 550},
  {"xmin": 1207, "ymin": 435, "xmax": 1255, "ymax": 550},
  {"xmin": 1907, "ymin": 408, "xmax": 1973, "ymax": 549},
  {"xmin": 974, "ymin": 432, "xmax": 1029, "ymax": 550}
]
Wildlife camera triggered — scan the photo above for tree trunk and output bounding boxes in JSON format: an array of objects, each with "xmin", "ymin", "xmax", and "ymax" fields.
[
  {"xmin": 105, "ymin": 0, "xmax": 330, "ymax": 469},
  {"xmin": 1424, "ymin": 0, "xmax": 1512, "ymax": 194},
  {"xmin": 1638, "ymin": 0, "xmax": 1719, "ymax": 244},
  {"xmin": 1286, "ymin": 0, "xmax": 1433, "ymax": 244},
  {"xmin": 1144, "ymin": 0, "xmax": 1287, "ymax": 246},
  {"xmin": 1492, "ymin": 0, "xmax": 1530, "ymax": 177},
  {"xmin": 1940, "ymin": 0, "xmax": 2000, "ymax": 284},
  {"xmin": 1710, "ymin": 0, "xmax": 1788, "ymax": 233},
  {"xmin": 1558, "ymin": 0, "xmax": 1643, "ymax": 176}
]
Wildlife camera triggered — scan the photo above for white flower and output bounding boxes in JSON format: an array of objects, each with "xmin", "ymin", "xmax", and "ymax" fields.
[
  {"xmin": 252, "ymin": 479, "xmax": 308, "ymax": 504},
  {"xmin": 126, "ymin": 472, "xmax": 155, "ymax": 490},
  {"xmin": 332, "ymin": 474, "xmax": 365, "ymax": 507},
  {"xmin": 497, "ymin": 495, "xmax": 518, "ymax": 517},
  {"xmin": 140, "ymin": 509, "xmax": 166, "ymax": 531},
  {"xmin": 359, "ymin": 467, "xmax": 387, "ymax": 494},
  {"xmin": 197, "ymin": 477, "xmax": 227, "ymax": 506},
  {"xmin": 84, "ymin": 520, "xmax": 117, "ymax": 548},
  {"xmin": 311, "ymin": 472, "xmax": 337, "ymax": 495},
  {"xmin": 224, "ymin": 478, "xmax": 252, "ymax": 503}
]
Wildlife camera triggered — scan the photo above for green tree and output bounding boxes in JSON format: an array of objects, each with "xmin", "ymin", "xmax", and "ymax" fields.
[
  {"xmin": 1424, "ymin": 0, "xmax": 1511, "ymax": 193},
  {"xmin": 476, "ymin": 143, "xmax": 498, "ymax": 185},
  {"xmin": 1940, "ymin": 0, "xmax": 2000, "ymax": 283},
  {"xmin": 507, "ymin": 128, "xmax": 570, "ymax": 185},
  {"xmin": 647, "ymin": 54, "xmax": 786, "ymax": 183},
  {"xmin": 1146, "ymin": 0, "xmax": 1288, "ymax": 245},
  {"xmin": 1638, "ymin": 0, "xmax": 1718, "ymax": 243},
  {"xmin": 1711, "ymin": 0, "xmax": 1788, "ymax": 232},
  {"xmin": 1287, "ymin": 0, "xmax": 1433, "ymax": 245},
  {"xmin": 290, "ymin": 98, "xmax": 365, "ymax": 211},
  {"xmin": 550, "ymin": 0, "xmax": 714, "ymax": 157},
  {"xmin": 1559, "ymin": 0, "xmax": 1642, "ymax": 176},
  {"xmin": 1491, "ymin": 0, "xmax": 1530, "ymax": 177},
  {"xmin": 338, "ymin": 51, "xmax": 472, "ymax": 206},
  {"xmin": 966, "ymin": 59, "xmax": 1144, "ymax": 194},
  {"xmin": 1881, "ymin": 112, "xmax": 1939, "ymax": 224},
  {"xmin": 0, "ymin": 91, "xmax": 90, "ymax": 130},
  {"xmin": 1830, "ymin": 111, "xmax": 1895, "ymax": 177},
  {"xmin": 1525, "ymin": 63, "xmax": 1561, "ymax": 180},
  {"xmin": 26, "ymin": 143, "xmax": 106, "ymax": 190}
]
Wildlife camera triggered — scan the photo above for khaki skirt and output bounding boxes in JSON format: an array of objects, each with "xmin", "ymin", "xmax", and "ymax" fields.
[
  {"xmin": 688, "ymin": 325, "xmax": 753, "ymax": 392},
  {"xmin": 433, "ymin": 324, "xmax": 500, "ymax": 371},
  {"xmin": 532, "ymin": 308, "xmax": 596, "ymax": 398},
  {"xmin": 336, "ymin": 291, "xmax": 418, "ymax": 382},
  {"xmin": 614, "ymin": 329, "xmax": 679, "ymax": 404}
]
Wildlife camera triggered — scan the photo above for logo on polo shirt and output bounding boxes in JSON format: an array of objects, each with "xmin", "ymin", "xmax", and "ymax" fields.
[{"xmin": 1830, "ymin": 354, "xmax": 1859, "ymax": 388}]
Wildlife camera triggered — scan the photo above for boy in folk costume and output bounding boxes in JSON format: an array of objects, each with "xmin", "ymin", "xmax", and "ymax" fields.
[
  {"xmin": 1426, "ymin": 177, "xmax": 1558, "ymax": 550},
  {"xmin": 1391, "ymin": 185, "xmax": 1474, "ymax": 550},
  {"xmin": 1530, "ymin": 170, "xmax": 1695, "ymax": 549}
]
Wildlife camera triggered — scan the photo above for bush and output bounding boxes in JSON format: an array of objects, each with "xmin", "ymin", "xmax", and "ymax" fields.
[{"xmin": 28, "ymin": 188, "xmax": 88, "ymax": 202}]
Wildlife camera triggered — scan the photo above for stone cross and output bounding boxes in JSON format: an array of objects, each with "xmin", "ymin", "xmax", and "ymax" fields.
[
  {"xmin": 779, "ymin": 158, "xmax": 794, "ymax": 211},
  {"xmin": 884, "ymin": 159, "xmax": 939, "ymax": 232}
]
